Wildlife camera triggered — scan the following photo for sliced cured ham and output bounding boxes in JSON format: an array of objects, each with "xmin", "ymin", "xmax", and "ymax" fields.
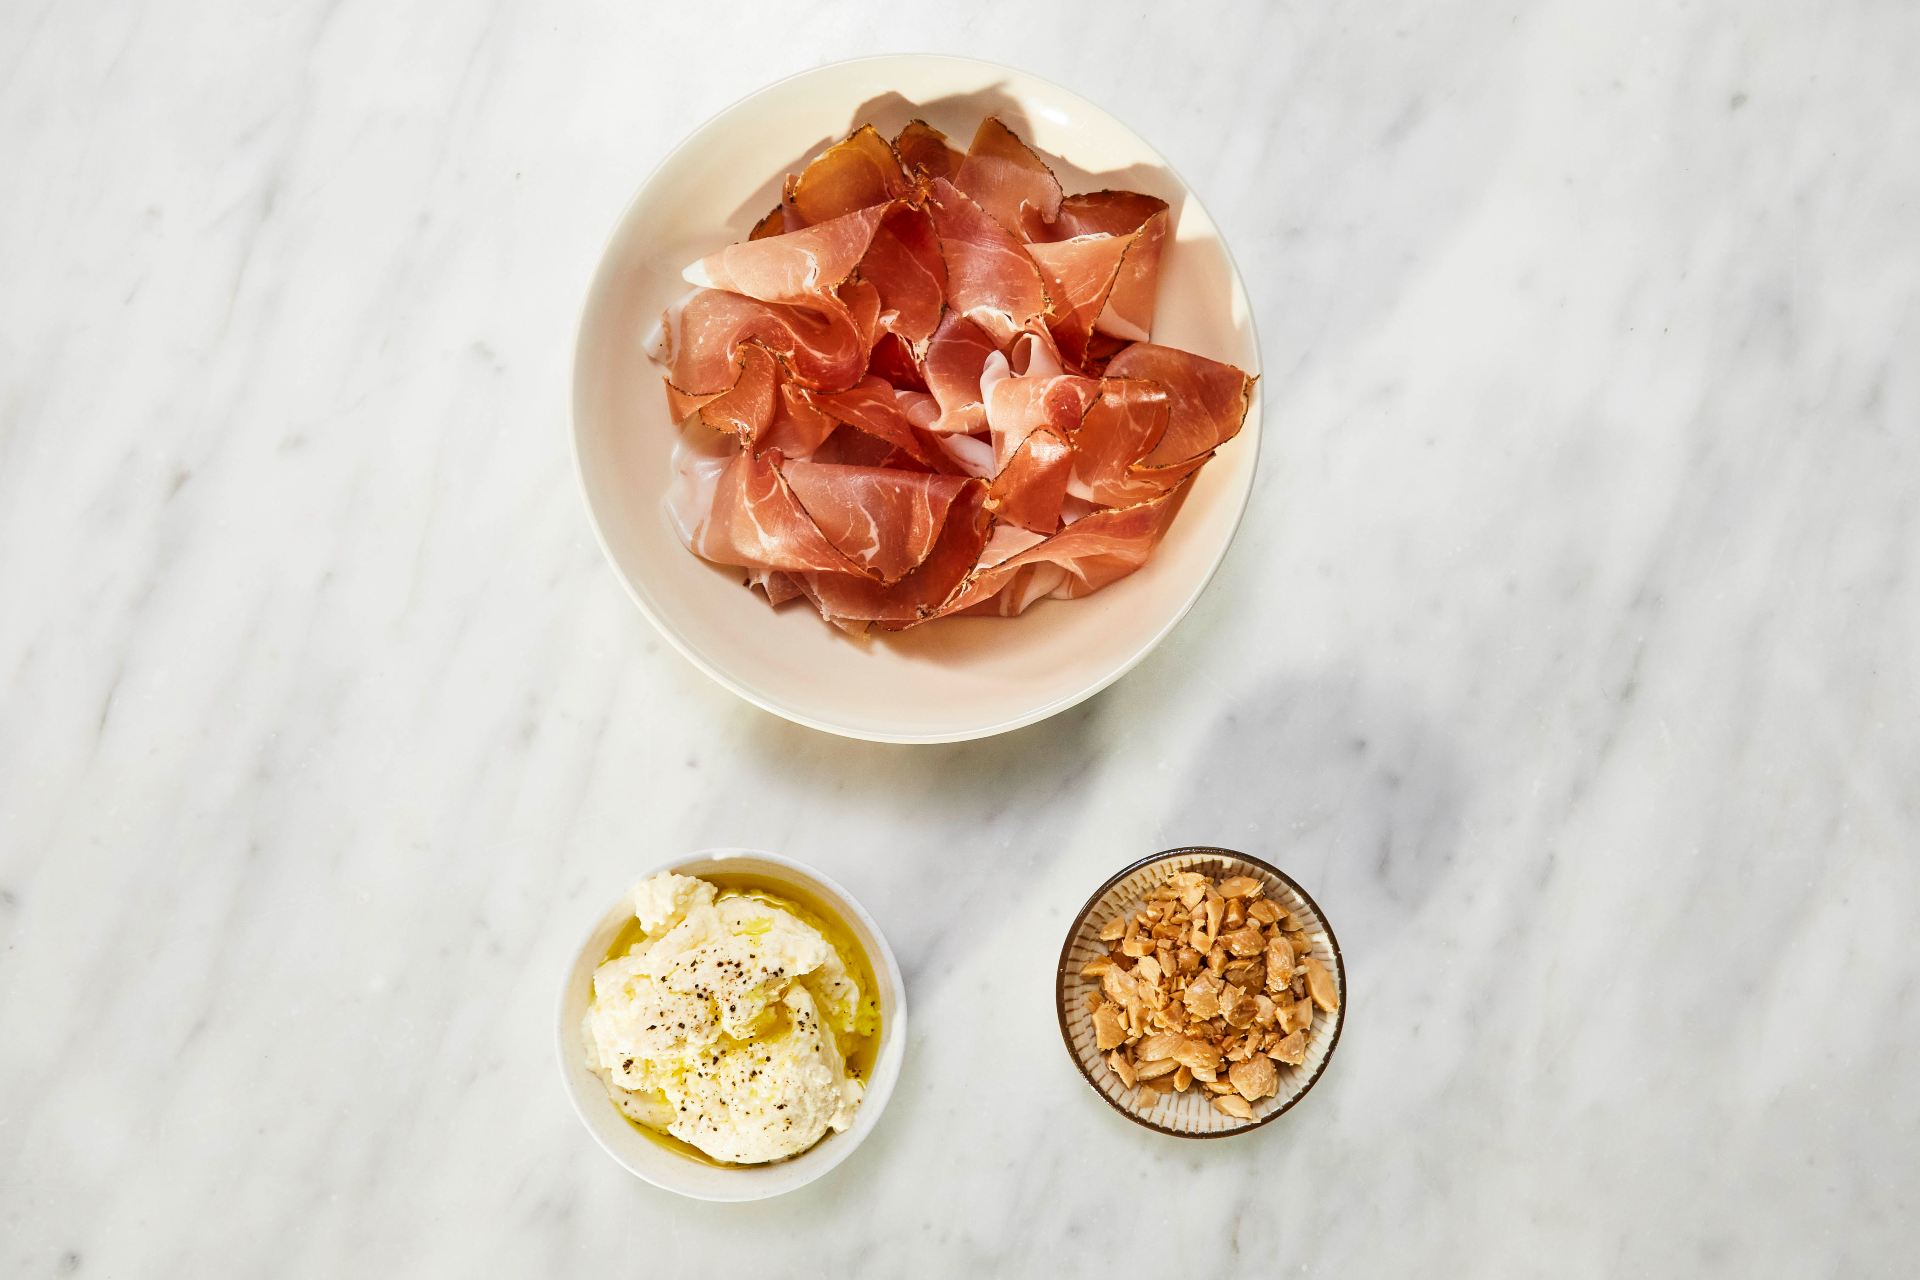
[
  {"xmin": 951, "ymin": 117, "xmax": 1064, "ymax": 238},
  {"xmin": 659, "ymin": 287, "xmax": 869, "ymax": 396},
  {"xmin": 1102, "ymin": 343, "xmax": 1253, "ymax": 468},
  {"xmin": 812, "ymin": 376, "xmax": 943, "ymax": 467},
  {"xmin": 922, "ymin": 312, "xmax": 997, "ymax": 434},
  {"xmin": 987, "ymin": 426, "xmax": 1073, "ymax": 532},
  {"xmin": 688, "ymin": 203, "xmax": 890, "ymax": 304},
  {"xmin": 926, "ymin": 177, "xmax": 1049, "ymax": 346},
  {"xmin": 782, "ymin": 461, "xmax": 973, "ymax": 584},
  {"xmin": 926, "ymin": 480, "xmax": 1195, "ymax": 621},
  {"xmin": 1027, "ymin": 192, "xmax": 1170, "ymax": 350},
  {"xmin": 647, "ymin": 116, "xmax": 1251, "ymax": 632},
  {"xmin": 858, "ymin": 204, "xmax": 946, "ymax": 349},
  {"xmin": 780, "ymin": 124, "xmax": 907, "ymax": 228},
  {"xmin": 893, "ymin": 119, "xmax": 962, "ymax": 180}
]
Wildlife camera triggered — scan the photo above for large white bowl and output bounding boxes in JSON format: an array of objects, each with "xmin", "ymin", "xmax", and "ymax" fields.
[
  {"xmin": 556, "ymin": 849, "xmax": 907, "ymax": 1201},
  {"xmin": 573, "ymin": 54, "xmax": 1262, "ymax": 743}
]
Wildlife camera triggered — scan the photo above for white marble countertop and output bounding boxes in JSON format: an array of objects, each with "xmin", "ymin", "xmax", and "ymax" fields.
[{"xmin": 4, "ymin": 1, "xmax": 1917, "ymax": 1275}]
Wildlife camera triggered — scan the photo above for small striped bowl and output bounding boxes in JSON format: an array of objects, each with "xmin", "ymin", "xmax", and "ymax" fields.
[{"xmin": 1055, "ymin": 847, "xmax": 1346, "ymax": 1137}]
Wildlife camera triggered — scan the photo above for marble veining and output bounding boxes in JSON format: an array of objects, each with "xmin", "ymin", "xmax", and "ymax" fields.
[{"xmin": 2, "ymin": 0, "xmax": 1917, "ymax": 1274}]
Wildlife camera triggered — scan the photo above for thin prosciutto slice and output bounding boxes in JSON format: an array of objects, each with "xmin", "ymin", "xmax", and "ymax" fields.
[
  {"xmin": 925, "ymin": 177, "xmax": 1049, "ymax": 346},
  {"xmin": 951, "ymin": 116, "xmax": 1063, "ymax": 238},
  {"xmin": 1102, "ymin": 343, "xmax": 1254, "ymax": 468},
  {"xmin": 928, "ymin": 480, "xmax": 1196, "ymax": 621},
  {"xmin": 781, "ymin": 124, "xmax": 908, "ymax": 227},
  {"xmin": 648, "ymin": 116, "xmax": 1252, "ymax": 632}
]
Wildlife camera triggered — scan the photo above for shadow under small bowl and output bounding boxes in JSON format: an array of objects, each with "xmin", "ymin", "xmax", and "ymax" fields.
[
  {"xmin": 557, "ymin": 849, "xmax": 907, "ymax": 1200},
  {"xmin": 1055, "ymin": 847, "xmax": 1345, "ymax": 1137}
]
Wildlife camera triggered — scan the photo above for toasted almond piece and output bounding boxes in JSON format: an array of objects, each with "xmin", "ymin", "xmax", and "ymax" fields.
[
  {"xmin": 1253, "ymin": 993, "xmax": 1277, "ymax": 1027},
  {"xmin": 1173, "ymin": 1065, "xmax": 1193, "ymax": 1092},
  {"xmin": 1121, "ymin": 934, "xmax": 1154, "ymax": 959},
  {"xmin": 1182, "ymin": 972, "xmax": 1221, "ymax": 1020},
  {"xmin": 1135, "ymin": 1083, "xmax": 1161, "ymax": 1108},
  {"xmin": 1083, "ymin": 991, "xmax": 1103, "ymax": 1015},
  {"xmin": 1247, "ymin": 898, "xmax": 1283, "ymax": 925},
  {"xmin": 1098, "ymin": 915, "xmax": 1127, "ymax": 942},
  {"xmin": 1294, "ymin": 997, "xmax": 1314, "ymax": 1034},
  {"xmin": 1305, "ymin": 956, "xmax": 1340, "ymax": 1012},
  {"xmin": 1226, "ymin": 1037, "xmax": 1255, "ymax": 1063},
  {"xmin": 1266, "ymin": 934, "xmax": 1295, "ymax": 986},
  {"xmin": 1135, "ymin": 1056, "xmax": 1180, "ymax": 1081},
  {"xmin": 1136, "ymin": 1032, "xmax": 1183, "ymax": 1062},
  {"xmin": 1190, "ymin": 1063, "xmax": 1218, "ymax": 1083},
  {"xmin": 1229, "ymin": 1055, "xmax": 1277, "ymax": 1101},
  {"xmin": 1270, "ymin": 1030, "xmax": 1307, "ymax": 1066},
  {"xmin": 1101, "ymin": 965, "xmax": 1138, "ymax": 1006},
  {"xmin": 1212, "ymin": 1093, "xmax": 1255, "ymax": 1120},
  {"xmin": 1220, "ymin": 983, "xmax": 1258, "ymax": 1029},
  {"xmin": 1176, "ymin": 946, "xmax": 1202, "ymax": 975},
  {"xmin": 1109, "ymin": 1050, "xmax": 1138, "ymax": 1087},
  {"xmin": 1171, "ymin": 1038, "xmax": 1222, "ymax": 1072},
  {"xmin": 1134, "ymin": 953, "xmax": 1163, "ymax": 985},
  {"xmin": 1204, "ymin": 891, "xmax": 1225, "ymax": 939},
  {"xmin": 1223, "ymin": 897, "xmax": 1247, "ymax": 930},
  {"xmin": 1093, "ymin": 1002, "xmax": 1127, "ymax": 1051},
  {"xmin": 1223, "ymin": 957, "xmax": 1263, "ymax": 989},
  {"xmin": 1083, "ymin": 953, "xmax": 1117, "ymax": 979},
  {"xmin": 1223, "ymin": 925, "xmax": 1267, "ymax": 958},
  {"xmin": 1217, "ymin": 875, "xmax": 1261, "ymax": 900},
  {"xmin": 1178, "ymin": 883, "xmax": 1207, "ymax": 910},
  {"xmin": 1203, "ymin": 1078, "xmax": 1234, "ymax": 1095},
  {"xmin": 1207, "ymin": 946, "xmax": 1228, "ymax": 976}
]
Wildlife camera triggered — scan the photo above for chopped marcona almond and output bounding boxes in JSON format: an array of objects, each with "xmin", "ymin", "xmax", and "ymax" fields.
[
  {"xmin": 1183, "ymin": 972, "xmax": 1222, "ymax": 1020},
  {"xmin": 1270, "ymin": 1030, "xmax": 1307, "ymax": 1066},
  {"xmin": 1093, "ymin": 1002, "xmax": 1127, "ymax": 1051},
  {"xmin": 1224, "ymin": 925, "xmax": 1267, "ymax": 958},
  {"xmin": 1229, "ymin": 1056, "xmax": 1278, "ymax": 1101},
  {"xmin": 1305, "ymin": 956, "xmax": 1340, "ymax": 1013},
  {"xmin": 1213, "ymin": 1093, "xmax": 1255, "ymax": 1120},
  {"xmin": 1136, "ymin": 1032, "xmax": 1183, "ymax": 1063},
  {"xmin": 1079, "ymin": 864, "xmax": 1337, "ymax": 1123}
]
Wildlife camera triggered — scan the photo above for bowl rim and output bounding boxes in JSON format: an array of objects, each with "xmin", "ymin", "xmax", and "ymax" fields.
[
  {"xmin": 567, "ymin": 52, "xmax": 1265, "ymax": 745},
  {"xmin": 1053, "ymin": 845, "xmax": 1346, "ymax": 1138},
  {"xmin": 555, "ymin": 847, "xmax": 908, "ymax": 1199}
]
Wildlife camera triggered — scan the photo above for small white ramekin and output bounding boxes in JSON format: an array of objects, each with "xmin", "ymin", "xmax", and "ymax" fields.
[{"xmin": 557, "ymin": 848, "xmax": 907, "ymax": 1200}]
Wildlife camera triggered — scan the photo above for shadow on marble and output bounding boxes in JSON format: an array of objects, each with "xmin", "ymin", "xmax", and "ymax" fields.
[{"xmin": 1147, "ymin": 665, "xmax": 1468, "ymax": 941}]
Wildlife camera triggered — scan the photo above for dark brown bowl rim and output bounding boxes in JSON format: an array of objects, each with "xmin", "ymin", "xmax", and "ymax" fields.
[{"xmin": 1053, "ymin": 846, "xmax": 1347, "ymax": 1138}]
